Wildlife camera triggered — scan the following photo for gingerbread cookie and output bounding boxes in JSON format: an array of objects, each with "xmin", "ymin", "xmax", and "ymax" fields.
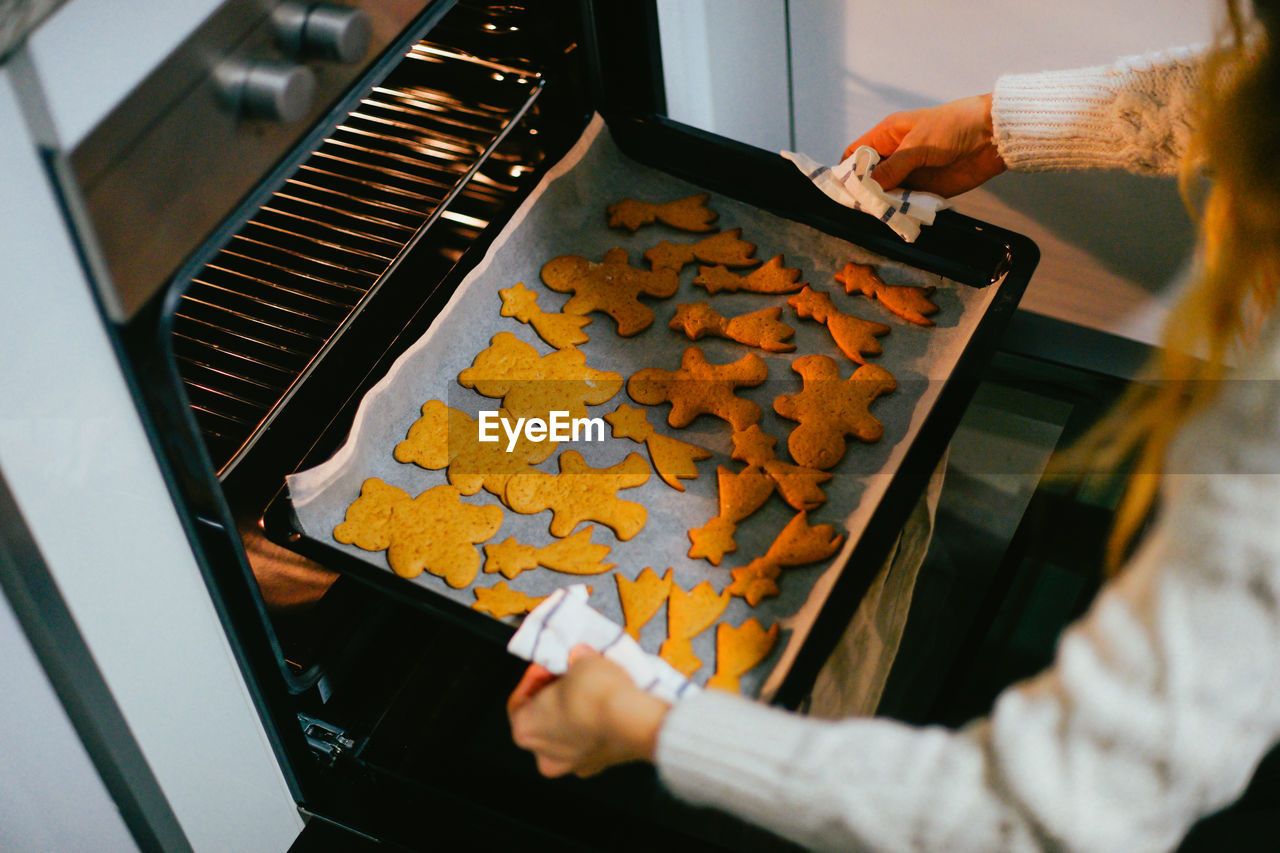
[
  {"xmin": 605, "ymin": 403, "xmax": 712, "ymax": 492},
  {"xmin": 483, "ymin": 527, "xmax": 614, "ymax": 580},
  {"xmin": 334, "ymin": 479, "xmax": 503, "ymax": 588},
  {"xmin": 332, "ymin": 477, "xmax": 409, "ymax": 552},
  {"xmin": 473, "ymin": 581, "xmax": 548, "ymax": 619},
  {"xmin": 645, "ymin": 228, "xmax": 760, "ymax": 272},
  {"xmin": 730, "ymin": 425, "xmax": 831, "ymax": 511},
  {"xmin": 540, "ymin": 248, "xmax": 679, "ymax": 336},
  {"xmin": 693, "ymin": 255, "xmax": 805, "ymax": 295},
  {"xmin": 687, "ymin": 465, "xmax": 775, "ymax": 565},
  {"xmin": 394, "ymin": 400, "xmax": 556, "ymax": 504},
  {"xmin": 459, "ymin": 332, "xmax": 622, "ymax": 423},
  {"xmin": 628, "ymin": 347, "xmax": 767, "ymax": 431},
  {"xmin": 607, "ymin": 194, "xmax": 718, "ymax": 232},
  {"xmin": 728, "ymin": 510, "xmax": 845, "ymax": 605},
  {"xmin": 707, "ymin": 619, "xmax": 780, "ymax": 692},
  {"xmin": 615, "ymin": 567, "xmax": 673, "ymax": 639},
  {"xmin": 773, "ymin": 355, "xmax": 897, "ymax": 470},
  {"xmin": 835, "ymin": 261, "xmax": 939, "ymax": 326},
  {"xmin": 788, "ymin": 285, "xmax": 890, "ymax": 364},
  {"xmin": 669, "ymin": 303, "xmax": 796, "ymax": 353},
  {"xmin": 503, "ymin": 450, "xmax": 650, "ymax": 541},
  {"xmin": 659, "ymin": 580, "xmax": 731, "ymax": 677},
  {"xmin": 499, "ymin": 282, "xmax": 592, "ymax": 349}
]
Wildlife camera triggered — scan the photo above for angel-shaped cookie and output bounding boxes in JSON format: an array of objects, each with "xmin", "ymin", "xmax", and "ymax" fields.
[
  {"xmin": 707, "ymin": 619, "xmax": 780, "ymax": 692},
  {"xmin": 659, "ymin": 580, "xmax": 731, "ymax": 677}
]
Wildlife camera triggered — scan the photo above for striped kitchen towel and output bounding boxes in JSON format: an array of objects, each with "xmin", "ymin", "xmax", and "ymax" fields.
[
  {"xmin": 782, "ymin": 146, "xmax": 949, "ymax": 242},
  {"xmin": 508, "ymin": 585, "xmax": 699, "ymax": 704}
]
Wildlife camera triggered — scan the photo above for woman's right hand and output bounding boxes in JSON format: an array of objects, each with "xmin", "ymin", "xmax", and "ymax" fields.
[{"xmin": 845, "ymin": 93, "xmax": 1005, "ymax": 197}]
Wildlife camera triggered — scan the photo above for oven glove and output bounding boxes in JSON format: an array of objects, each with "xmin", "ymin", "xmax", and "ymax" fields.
[
  {"xmin": 781, "ymin": 147, "xmax": 949, "ymax": 242},
  {"xmin": 508, "ymin": 584, "xmax": 700, "ymax": 704}
]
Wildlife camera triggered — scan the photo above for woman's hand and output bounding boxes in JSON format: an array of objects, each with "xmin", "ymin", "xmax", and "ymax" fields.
[
  {"xmin": 507, "ymin": 645, "xmax": 671, "ymax": 778},
  {"xmin": 845, "ymin": 93, "xmax": 1005, "ymax": 197}
]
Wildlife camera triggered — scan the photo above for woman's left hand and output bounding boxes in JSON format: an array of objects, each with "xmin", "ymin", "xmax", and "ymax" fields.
[{"xmin": 507, "ymin": 645, "xmax": 671, "ymax": 777}]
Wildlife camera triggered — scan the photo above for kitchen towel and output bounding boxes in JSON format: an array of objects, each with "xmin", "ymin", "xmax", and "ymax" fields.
[
  {"xmin": 782, "ymin": 146, "xmax": 949, "ymax": 242},
  {"xmin": 508, "ymin": 584, "xmax": 700, "ymax": 704}
]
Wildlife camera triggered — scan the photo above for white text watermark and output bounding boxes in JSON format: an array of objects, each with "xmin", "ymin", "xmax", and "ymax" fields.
[{"xmin": 477, "ymin": 410, "xmax": 606, "ymax": 451}]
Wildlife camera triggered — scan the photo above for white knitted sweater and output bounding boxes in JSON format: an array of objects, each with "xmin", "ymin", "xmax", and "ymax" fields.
[{"xmin": 656, "ymin": 50, "xmax": 1280, "ymax": 852}]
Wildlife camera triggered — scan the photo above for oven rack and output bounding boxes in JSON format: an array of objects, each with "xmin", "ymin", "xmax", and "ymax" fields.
[{"xmin": 174, "ymin": 40, "xmax": 544, "ymax": 475}]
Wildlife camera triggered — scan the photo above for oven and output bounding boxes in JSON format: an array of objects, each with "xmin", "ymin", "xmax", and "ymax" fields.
[{"xmin": 0, "ymin": 1, "xmax": 1039, "ymax": 849}]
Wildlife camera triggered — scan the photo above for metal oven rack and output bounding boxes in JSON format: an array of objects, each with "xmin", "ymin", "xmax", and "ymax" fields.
[{"xmin": 177, "ymin": 41, "xmax": 543, "ymax": 473}]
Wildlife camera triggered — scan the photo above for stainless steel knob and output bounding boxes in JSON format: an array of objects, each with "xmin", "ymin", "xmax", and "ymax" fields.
[
  {"xmin": 216, "ymin": 60, "xmax": 317, "ymax": 123},
  {"xmin": 275, "ymin": 2, "xmax": 372, "ymax": 64}
]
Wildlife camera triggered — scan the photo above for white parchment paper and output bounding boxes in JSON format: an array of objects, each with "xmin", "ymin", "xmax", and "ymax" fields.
[{"xmin": 287, "ymin": 114, "xmax": 999, "ymax": 698}]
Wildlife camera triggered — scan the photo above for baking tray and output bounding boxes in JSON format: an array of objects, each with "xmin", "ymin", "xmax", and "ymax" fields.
[{"xmin": 264, "ymin": 112, "xmax": 1036, "ymax": 705}]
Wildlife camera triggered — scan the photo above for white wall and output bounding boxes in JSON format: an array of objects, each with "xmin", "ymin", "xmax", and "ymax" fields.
[
  {"xmin": 659, "ymin": 0, "xmax": 1218, "ymax": 349},
  {"xmin": 0, "ymin": 64, "xmax": 303, "ymax": 852},
  {"xmin": 657, "ymin": 0, "xmax": 792, "ymax": 153}
]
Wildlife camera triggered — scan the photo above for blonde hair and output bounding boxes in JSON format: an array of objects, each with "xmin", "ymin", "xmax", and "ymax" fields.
[{"xmin": 1062, "ymin": 2, "xmax": 1280, "ymax": 570}]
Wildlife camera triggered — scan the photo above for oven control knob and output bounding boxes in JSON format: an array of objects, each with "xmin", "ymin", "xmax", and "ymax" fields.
[
  {"xmin": 217, "ymin": 61, "xmax": 317, "ymax": 123},
  {"xmin": 275, "ymin": 3, "xmax": 373, "ymax": 64}
]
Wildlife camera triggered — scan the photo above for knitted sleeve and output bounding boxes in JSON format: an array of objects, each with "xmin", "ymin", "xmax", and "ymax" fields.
[
  {"xmin": 992, "ymin": 46, "xmax": 1205, "ymax": 174},
  {"xmin": 654, "ymin": 330, "xmax": 1280, "ymax": 851}
]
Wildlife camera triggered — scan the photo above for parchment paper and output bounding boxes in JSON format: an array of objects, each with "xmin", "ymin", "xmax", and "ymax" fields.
[{"xmin": 287, "ymin": 114, "xmax": 1000, "ymax": 699}]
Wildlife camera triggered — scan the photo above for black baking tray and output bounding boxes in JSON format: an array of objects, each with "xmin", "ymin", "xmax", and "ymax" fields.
[{"xmin": 262, "ymin": 111, "xmax": 1038, "ymax": 708}]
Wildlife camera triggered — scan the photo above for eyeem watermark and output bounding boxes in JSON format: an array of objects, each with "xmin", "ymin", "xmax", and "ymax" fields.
[{"xmin": 478, "ymin": 410, "xmax": 606, "ymax": 451}]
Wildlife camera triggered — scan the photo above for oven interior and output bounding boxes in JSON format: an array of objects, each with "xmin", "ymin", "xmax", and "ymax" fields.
[{"xmin": 105, "ymin": 1, "xmax": 1034, "ymax": 848}]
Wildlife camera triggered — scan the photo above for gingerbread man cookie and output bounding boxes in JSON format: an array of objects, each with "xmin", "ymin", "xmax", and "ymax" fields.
[
  {"xmin": 540, "ymin": 248, "xmax": 679, "ymax": 336},
  {"xmin": 503, "ymin": 450, "xmax": 650, "ymax": 541},
  {"xmin": 628, "ymin": 346, "xmax": 767, "ymax": 431},
  {"xmin": 659, "ymin": 580, "xmax": 731, "ymax": 677},
  {"xmin": 788, "ymin": 285, "xmax": 890, "ymax": 364},
  {"xmin": 458, "ymin": 332, "xmax": 622, "ymax": 423},
  {"xmin": 693, "ymin": 255, "xmax": 805, "ymax": 295},
  {"xmin": 728, "ymin": 510, "xmax": 845, "ymax": 605},
  {"xmin": 605, "ymin": 403, "xmax": 712, "ymax": 492},
  {"xmin": 499, "ymin": 282, "xmax": 592, "ymax": 349},
  {"xmin": 645, "ymin": 228, "xmax": 760, "ymax": 272},
  {"xmin": 334, "ymin": 479, "xmax": 503, "ymax": 588},
  {"xmin": 669, "ymin": 303, "xmax": 796, "ymax": 353},
  {"xmin": 835, "ymin": 261, "xmax": 939, "ymax": 326},
  {"xmin": 773, "ymin": 355, "xmax": 897, "ymax": 470},
  {"xmin": 607, "ymin": 193, "xmax": 718, "ymax": 232}
]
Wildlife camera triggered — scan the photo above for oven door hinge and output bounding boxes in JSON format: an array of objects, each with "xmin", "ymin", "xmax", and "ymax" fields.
[{"xmin": 298, "ymin": 713, "xmax": 360, "ymax": 766}]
